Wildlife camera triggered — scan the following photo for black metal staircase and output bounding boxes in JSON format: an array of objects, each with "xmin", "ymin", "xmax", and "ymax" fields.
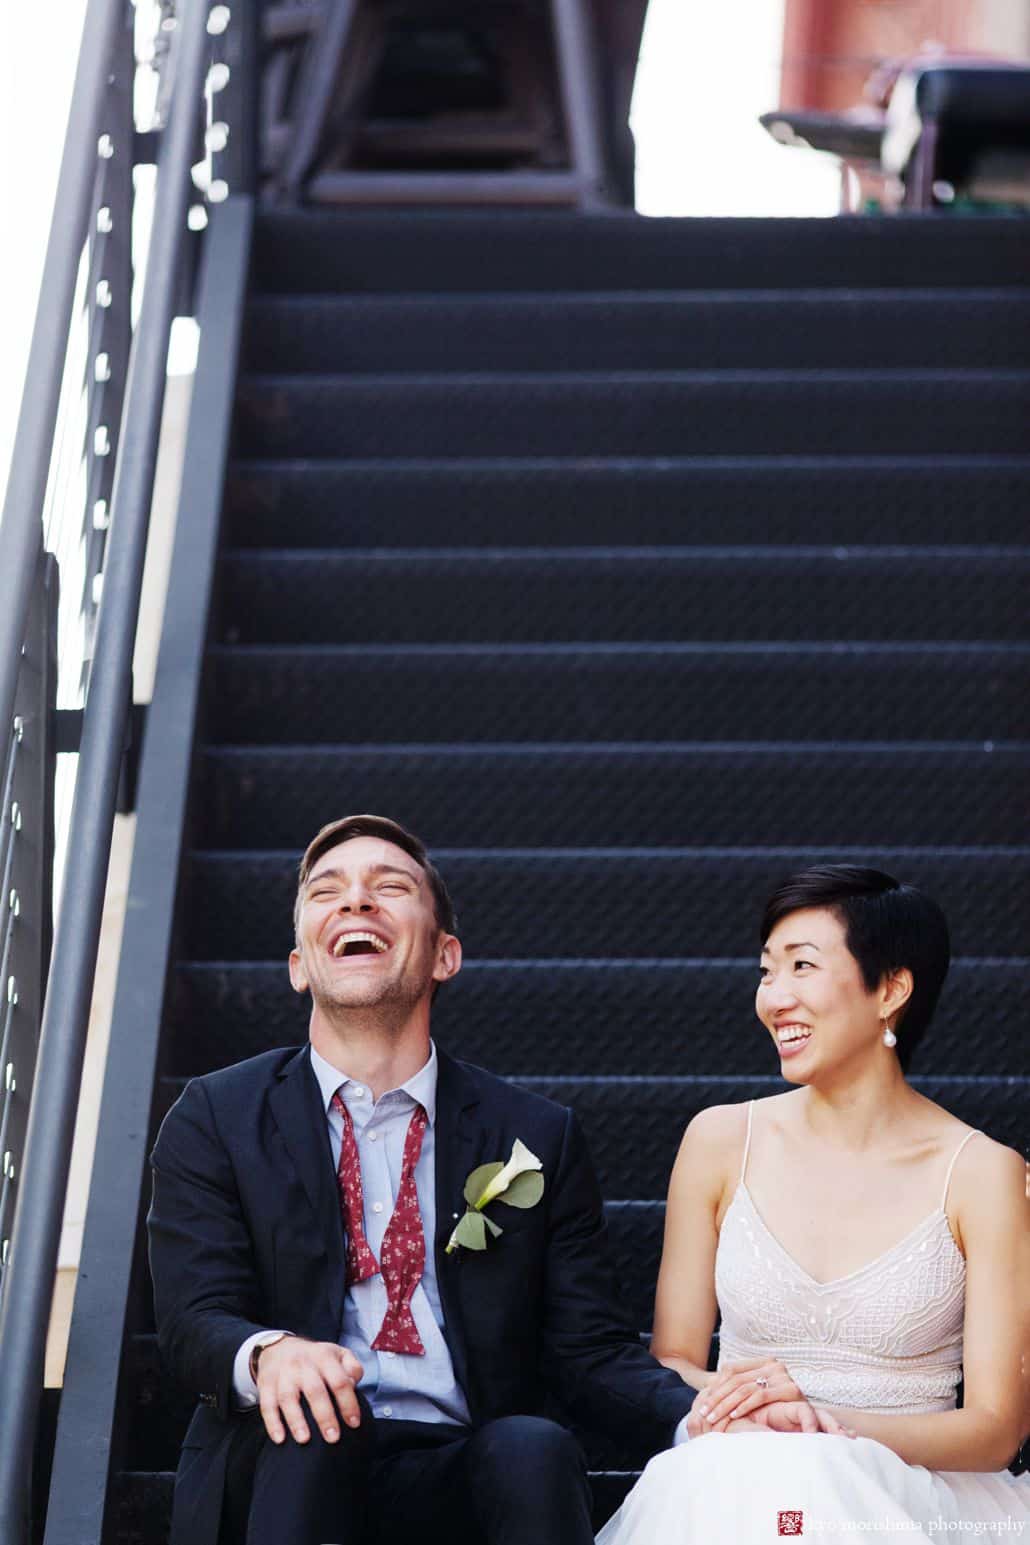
[{"xmin": 42, "ymin": 207, "xmax": 1030, "ymax": 1543}]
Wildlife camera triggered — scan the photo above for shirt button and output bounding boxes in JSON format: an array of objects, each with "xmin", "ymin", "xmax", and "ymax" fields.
[
  {"xmin": 354, "ymin": 1087, "xmax": 365, "ymax": 1098},
  {"xmin": 373, "ymin": 1201, "xmax": 384, "ymax": 1213},
  {"xmin": 382, "ymin": 1405, "xmax": 393, "ymax": 1417},
  {"xmin": 369, "ymin": 1132, "xmax": 378, "ymax": 1142}
]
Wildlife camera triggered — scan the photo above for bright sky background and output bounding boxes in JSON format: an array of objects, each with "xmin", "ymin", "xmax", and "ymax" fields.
[{"xmin": 0, "ymin": 0, "xmax": 839, "ymax": 521}]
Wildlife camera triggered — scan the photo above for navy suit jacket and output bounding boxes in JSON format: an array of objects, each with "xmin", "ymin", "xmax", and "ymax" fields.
[{"xmin": 148, "ymin": 1043, "xmax": 697, "ymax": 1544}]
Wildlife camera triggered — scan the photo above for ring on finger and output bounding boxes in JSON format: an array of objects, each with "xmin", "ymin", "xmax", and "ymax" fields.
[{"xmin": 754, "ymin": 1377, "xmax": 769, "ymax": 1389}]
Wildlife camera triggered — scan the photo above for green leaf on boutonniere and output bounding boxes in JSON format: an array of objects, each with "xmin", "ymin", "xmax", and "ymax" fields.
[
  {"xmin": 464, "ymin": 1161, "xmax": 504, "ymax": 1207},
  {"xmin": 499, "ymin": 1170, "xmax": 544, "ymax": 1208},
  {"xmin": 451, "ymin": 1211, "xmax": 489, "ymax": 1251}
]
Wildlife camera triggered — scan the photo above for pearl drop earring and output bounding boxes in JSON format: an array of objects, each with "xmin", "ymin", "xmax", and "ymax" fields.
[{"xmin": 882, "ymin": 1018, "xmax": 897, "ymax": 1049}]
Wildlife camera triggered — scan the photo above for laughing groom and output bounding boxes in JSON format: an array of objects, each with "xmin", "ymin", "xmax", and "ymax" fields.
[{"xmin": 148, "ymin": 814, "xmax": 699, "ymax": 1545}]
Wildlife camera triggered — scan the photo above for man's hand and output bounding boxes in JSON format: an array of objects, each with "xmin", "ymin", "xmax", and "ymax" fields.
[
  {"xmin": 686, "ymin": 1407, "xmax": 771, "ymax": 1438},
  {"xmin": 752, "ymin": 1400, "xmax": 857, "ymax": 1438},
  {"xmin": 255, "ymin": 1337, "xmax": 365, "ymax": 1446}
]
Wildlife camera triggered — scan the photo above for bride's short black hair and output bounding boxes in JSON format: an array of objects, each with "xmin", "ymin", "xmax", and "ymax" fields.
[{"xmin": 759, "ymin": 865, "xmax": 951, "ymax": 1072}]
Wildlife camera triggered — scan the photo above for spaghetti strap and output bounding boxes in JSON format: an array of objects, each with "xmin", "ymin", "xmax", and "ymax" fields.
[
  {"xmin": 739, "ymin": 1100, "xmax": 755, "ymax": 1187},
  {"xmin": 940, "ymin": 1129, "xmax": 982, "ymax": 1210}
]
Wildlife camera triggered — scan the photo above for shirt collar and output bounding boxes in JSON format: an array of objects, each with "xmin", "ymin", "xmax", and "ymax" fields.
[{"xmin": 309, "ymin": 1039, "xmax": 438, "ymax": 1127}]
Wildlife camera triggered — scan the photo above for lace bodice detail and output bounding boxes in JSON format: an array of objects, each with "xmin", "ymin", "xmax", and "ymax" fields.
[{"xmin": 714, "ymin": 1105, "xmax": 980, "ymax": 1414}]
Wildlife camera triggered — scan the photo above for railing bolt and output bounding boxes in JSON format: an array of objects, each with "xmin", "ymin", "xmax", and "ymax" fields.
[
  {"xmin": 5, "ymin": 1063, "xmax": 14, "ymax": 1092},
  {"xmin": 8, "ymin": 890, "xmax": 18, "ymax": 917},
  {"xmin": 205, "ymin": 121, "xmax": 229, "ymax": 153},
  {"xmin": 97, "ymin": 133, "xmax": 114, "ymax": 160},
  {"xmin": 10, "ymin": 803, "xmax": 21, "ymax": 832},
  {"xmin": 7, "ymin": 978, "xmax": 17, "ymax": 1007},
  {"xmin": 207, "ymin": 5, "xmax": 231, "ymax": 35},
  {"xmin": 12, "ymin": 717, "xmax": 23, "ymax": 744}
]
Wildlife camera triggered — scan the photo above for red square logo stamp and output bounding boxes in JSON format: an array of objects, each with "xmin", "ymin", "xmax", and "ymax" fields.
[{"xmin": 778, "ymin": 1511, "xmax": 804, "ymax": 1536}]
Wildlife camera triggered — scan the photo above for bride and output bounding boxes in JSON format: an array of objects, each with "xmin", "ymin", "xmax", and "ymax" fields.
[{"xmin": 597, "ymin": 864, "xmax": 1029, "ymax": 1543}]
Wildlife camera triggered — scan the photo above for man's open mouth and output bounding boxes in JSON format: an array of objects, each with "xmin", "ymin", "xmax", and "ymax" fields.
[{"xmin": 329, "ymin": 930, "xmax": 390, "ymax": 959}]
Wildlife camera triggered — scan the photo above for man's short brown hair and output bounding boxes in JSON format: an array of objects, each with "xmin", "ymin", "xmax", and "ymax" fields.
[{"xmin": 294, "ymin": 814, "xmax": 457, "ymax": 942}]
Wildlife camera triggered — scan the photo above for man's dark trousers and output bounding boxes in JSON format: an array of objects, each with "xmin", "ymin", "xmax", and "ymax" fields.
[{"xmin": 221, "ymin": 1391, "xmax": 595, "ymax": 1545}]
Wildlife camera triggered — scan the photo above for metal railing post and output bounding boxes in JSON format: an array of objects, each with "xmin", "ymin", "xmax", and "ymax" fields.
[
  {"xmin": 0, "ymin": 1, "xmax": 213, "ymax": 1537},
  {"xmin": 0, "ymin": 0, "xmax": 123, "ymax": 752},
  {"xmin": 0, "ymin": 557, "xmax": 58, "ymax": 1291}
]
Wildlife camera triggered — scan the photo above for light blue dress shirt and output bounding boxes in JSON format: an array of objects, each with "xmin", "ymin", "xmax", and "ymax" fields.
[
  {"xmin": 232, "ymin": 1040, "xmax": 470, "ymax": 1426},
  {"xmin": 310, "ymin": 1038, "xmax": 470, "ymax": 1425}
]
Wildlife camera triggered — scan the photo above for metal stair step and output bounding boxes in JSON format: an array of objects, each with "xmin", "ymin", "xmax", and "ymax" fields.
[
  {"xmin": 167, "ymin": 957, "xmax": 1030, "ymax": 1080},
  {"xmin": 234, "ymin": 370, "xmax": 1030, "ymax": 459},
  {"xmin": 218, "ymin": 547, "xmax": 1030, "ymax": 646},
  {"xmin": 243, "ymin": 289, "xmax": 1030, "ymax": 373},
  {"xmin": 252, "ymin": 210, "xmax": 1030, "ymax": 293},
  {"xmin": 199, "ymin": 743, "xmax": 1030, "ymax": 850},
  {"xmin": 224, "ymin": 455, "xmax": 1030, "ymax": 549},
  {"xmin": 182, "ymin": 847, "xmax": 1030, "ymax": 961},
  {"xmin": 207, "ymin": 643, "xmax": 1030, "ymax": 744}
]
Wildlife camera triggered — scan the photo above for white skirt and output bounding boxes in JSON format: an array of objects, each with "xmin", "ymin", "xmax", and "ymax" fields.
[{"xmin": 595, "ymin": 1431, "xmax": 1030, "ymax": 1544}]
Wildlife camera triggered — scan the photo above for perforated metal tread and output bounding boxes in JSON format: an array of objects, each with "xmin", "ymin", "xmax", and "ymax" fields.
[
  {"xmin": 251, "ymin": 210, "xmax": 1030, "ymax": 293},
  {"xmin": 234, "ymin": 369, "xmax": 1030, "ymax": 458},
  {"xmin": 243, "ymin": 289, "xmax": 1030, "ymax": 373},
  {"xmin": 207, "ymin": 643, "xmax": 1030, "ymax": 744},
  {"xmin": 169, "ymin": 957, "xmax": 1029, "ymax": 1078},
  {"xmin": 200, "ymin": 743, "xmax": 1030, "ymax": 849},
  {"xmin": 183, "ymin": 848, "xmax": 1030, "ymax": 961},
  {"xmin": 219, "ymin": 548, "xmax": 1030, "ymax": 644},
  {"xmin": 225, "ymin": 456, "xmax": 1030, "ymax": 548}
]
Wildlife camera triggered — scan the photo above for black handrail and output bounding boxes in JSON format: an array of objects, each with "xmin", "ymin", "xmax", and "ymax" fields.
[{"xmin": 0, "ymin": 0, "xmax": 222, "ymax": 1539}]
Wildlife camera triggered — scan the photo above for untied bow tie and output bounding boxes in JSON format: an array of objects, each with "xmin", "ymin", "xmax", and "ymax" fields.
[{"xmin": 332, "ymin": 1091, "xmax": 428, "ymax": 1356}]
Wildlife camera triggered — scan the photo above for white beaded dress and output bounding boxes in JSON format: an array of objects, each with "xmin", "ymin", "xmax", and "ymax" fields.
[{"xmin": 596, "ymin": 1101, "xmax": 1030, "ymax": 1544}]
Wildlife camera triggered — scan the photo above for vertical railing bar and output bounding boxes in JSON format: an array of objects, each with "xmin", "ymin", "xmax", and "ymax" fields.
[{"xmin": 0, "ymin": 0, "xmax": 126, "ymax": 752}]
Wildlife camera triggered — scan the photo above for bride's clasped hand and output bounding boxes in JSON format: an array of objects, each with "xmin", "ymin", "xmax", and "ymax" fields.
[{"xmin": 687, "ymin": 1356, "xmax": 858, "ymax": 1439}]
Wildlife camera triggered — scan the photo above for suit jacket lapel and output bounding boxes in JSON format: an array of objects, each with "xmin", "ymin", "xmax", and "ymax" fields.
[
  {"xmin": 433, "ymin": 1046, "xmax": 490, "ymax": 1418},
  {"xmin": 268, "ymin": 1045, "xmax": 347, "ymax": 1329}
]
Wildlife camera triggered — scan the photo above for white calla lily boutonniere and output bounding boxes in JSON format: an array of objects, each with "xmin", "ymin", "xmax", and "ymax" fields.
[{"xmin": 445, "ymin": 1138, "xmax": 545, "ymax": 1254}]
